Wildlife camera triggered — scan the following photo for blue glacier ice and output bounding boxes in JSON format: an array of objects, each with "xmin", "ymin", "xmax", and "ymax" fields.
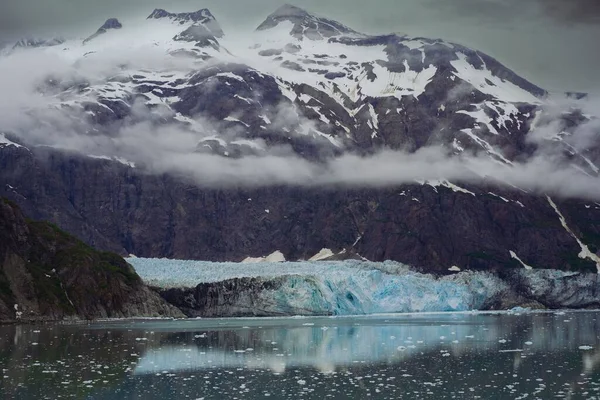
[{"xmin": 128, "ymin": 258, "xmax": 508, "ymax": 315}]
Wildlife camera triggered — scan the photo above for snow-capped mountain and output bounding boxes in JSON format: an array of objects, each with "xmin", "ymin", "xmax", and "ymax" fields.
[
  {"xmin": 1, "ymin": 5, "xmax": 599, "ymax": 273},
  {"xmin": 5, "ymin": 4, "xmax": 596, "ymax": 171}
]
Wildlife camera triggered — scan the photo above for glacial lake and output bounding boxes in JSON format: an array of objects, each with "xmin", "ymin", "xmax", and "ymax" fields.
[{"xmin": 1, "ymin": 312, "xmax": 599, "ymax": 399}]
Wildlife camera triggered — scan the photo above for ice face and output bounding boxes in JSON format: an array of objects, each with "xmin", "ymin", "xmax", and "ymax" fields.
[{"xmin": 128, "ymin": 258, "xmax": 507, "ymax": 315}]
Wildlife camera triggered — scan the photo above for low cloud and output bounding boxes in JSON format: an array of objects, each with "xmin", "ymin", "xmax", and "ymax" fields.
[{"xmin": 539, "ymin": 0, "xmax": 600, "ymax": 24}]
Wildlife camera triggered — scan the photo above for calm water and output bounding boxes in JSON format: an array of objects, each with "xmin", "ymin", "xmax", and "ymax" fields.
[{"xmin": 1, "ymin": 311, "xmax": 600, "ymax": 399}]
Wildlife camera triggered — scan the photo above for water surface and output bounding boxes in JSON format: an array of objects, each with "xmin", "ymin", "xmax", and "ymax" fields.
[{"xmin": 1, "ymin": 311, "xmax": 600, "ymax": 399}]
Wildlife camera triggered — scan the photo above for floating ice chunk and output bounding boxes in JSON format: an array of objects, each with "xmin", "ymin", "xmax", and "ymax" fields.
[{"xmin": 508, "ymin": 306, "xmax": 531, "ymax": 314}]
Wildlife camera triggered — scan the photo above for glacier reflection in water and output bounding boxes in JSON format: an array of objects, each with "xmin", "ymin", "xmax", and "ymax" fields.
[
  {"xmin": 132, "ymin": 312, "xmax": 600, "ymax": 376},
  {"xmin": 1, "ymin": 312, "xmax": 600, "ymax": 399}
]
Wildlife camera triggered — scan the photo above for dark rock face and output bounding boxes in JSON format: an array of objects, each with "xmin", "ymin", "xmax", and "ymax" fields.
[
  {"xmin": 147, "ymin": 8, "xmax": 224, "ymax": 38},
  {"xmin": 256, "ymin": 4, "xmax": 357, "ymax": 40},
  {"xmin": 0, "ymin": 198, "xmax": 182, "ymax": 321},
  {"xmin": 259, "ymin": 48, "xmax": 283, "ymax": 57},
  {"xmin": 506, "ymin": 269, "xmax": 600, "ymax": 309},
  {"xmin": 160, "ymin": 277, "xmax": 288, "ymax": 317},
  {"xmin": 173, "ymin": 25, "xmax": 220, "ymax": 49},
  {"xmin": 100, "ymin": 18, "xmax": 123, "ymax": 31},
  {"xmin": 83, "ymin": 18, "xmax": 123, "ymax": 44},
  {"xmin": 1, "ymin": 145, "xmax": 598, "ymax": 274},
  {"xmin": 12, "ymin": 37, "xmax": 65, "ymax": 50}
]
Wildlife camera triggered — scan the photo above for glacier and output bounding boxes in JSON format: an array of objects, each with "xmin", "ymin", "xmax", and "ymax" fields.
[
  {"xmin": 128, "ymin": 258, "xmax": 509, "ymax": 316},
  {"xmin": 128, "ymin": 258, "xmax": 600, "ymax": 317}
]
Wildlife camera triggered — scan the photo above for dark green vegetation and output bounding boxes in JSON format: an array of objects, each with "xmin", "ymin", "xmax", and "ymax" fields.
[{"xmin": 0, "ymin": 198, "xmax": 182, "ymax": 322}]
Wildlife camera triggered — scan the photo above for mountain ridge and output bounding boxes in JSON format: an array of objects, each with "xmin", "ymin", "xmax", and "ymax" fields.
[
  {"xmin": 83, "ymin": 17, "xmax": 122, "ymax": 44},
  {"xmin": 256, "ymin": 4, "xmax": 360, "ymax": 40},
  {"xmin": 0, "ymin": 5, "xmax": 598, "ymax": 273}
]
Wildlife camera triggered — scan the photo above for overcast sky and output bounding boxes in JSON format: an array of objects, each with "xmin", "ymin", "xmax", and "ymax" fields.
[{"xmin": 1, "ymin": 0, "xmax": 599, "ymax": 93}]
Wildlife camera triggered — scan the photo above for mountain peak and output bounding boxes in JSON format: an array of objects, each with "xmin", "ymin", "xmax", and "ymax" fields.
[
  {"xmin": 83, "ymin": 18, "xmax": 122, "ymax": 44},
  {"xmin": 99, "ymin": 18, "xmax": 123, "ymax": 31},
  {"xmin": 147, "ymin": 8, "xmax": 224, "ymax": 38},
  {"xmin": 12, "ymin": 36, "xmax": 65, "ymax": 50},
  {"xmin": 270, "ymin": 4, "xmax": 310, "ymax": 18},
  {"xmin": 148, "ymin": 8, "xmax": 214, "ymax": 23},
  {"xmin": 256, "ymin": 4, "xmax": 358, "ymax": 40}
]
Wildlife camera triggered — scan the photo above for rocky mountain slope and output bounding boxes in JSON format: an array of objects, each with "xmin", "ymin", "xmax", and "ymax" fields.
[
  {"xmin": 0, "ymin": 5, "xmax": 599, "ymax": 273},
  {"xmin": 0, "ymin": 198, "xmax": 182, "ymax": 321}
]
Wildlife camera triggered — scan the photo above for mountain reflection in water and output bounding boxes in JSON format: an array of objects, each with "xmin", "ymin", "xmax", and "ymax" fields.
[{"xmin": 1, "ymin": 312, "xmax": 599, "ymax": 399}]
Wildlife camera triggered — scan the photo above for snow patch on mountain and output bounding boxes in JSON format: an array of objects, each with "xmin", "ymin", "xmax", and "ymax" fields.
[
  {"xmin": 0, "ymin": 133, "xmax": 23, "ymax": 148},
  {"xmin": 547, "ymin": 196, "xmax": 600, "ymax": 273},
  {"xmin": 451, "ymin": 53, "xmax": 541, "ymax": 104},
  {"xmin": 362, "ymin": 61, "xmax": 437, "ymax": 100},
  {"xmin": 87, "ymin": 155, "xmax": 136, "ymax": 167},
  {"xmin": 309, "ymin": 248, "xmax": 335, "ymax": 261},
  {"xmin": 510, "ymin": 251, "xmax": 533, "ymax": 270},
  {"xmin": 419, "ymin": 180, "xmax": 476, "ymax": 196},
  {"xmin": 242, "ymin": 251, "xmax": 286, "ymax": 264}
]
